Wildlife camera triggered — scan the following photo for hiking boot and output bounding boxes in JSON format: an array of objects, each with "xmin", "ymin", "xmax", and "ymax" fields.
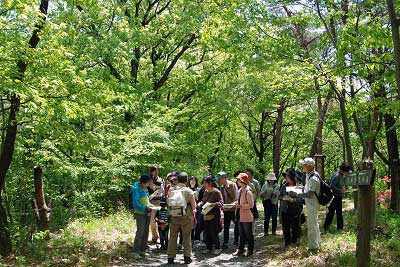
[
  {"xmin": 222, "ymin": 243, "xmax": 229, "ymax": 249},
  {"xmin": 168, "ymin": 258, "xmax": 175, "ymax": 264},
  {"xmin": 184, "ymin": 257, "xmax": 192, "ymax": 264},
  {"xmin": 212, "ymin": 248, "xmax": 222, "ymax": 255},
  {"xmin": 233, "ymin": 250, "xmax": 245, "ymax": 256}
]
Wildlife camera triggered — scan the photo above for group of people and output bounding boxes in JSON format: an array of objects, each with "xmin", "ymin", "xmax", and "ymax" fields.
[{"xmin": 130, "ymin": 158, "xmax": 351, "ymax": 264}]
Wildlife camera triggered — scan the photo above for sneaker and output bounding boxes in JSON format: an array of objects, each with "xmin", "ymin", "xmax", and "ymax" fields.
[
  {"xmin": 212, "ymin": 249, "xmax": 222, "ymax": 255},
  {"xmin": 184, "ymin": 257, "xmax": 192, "ymax": 264},
  {"xmin": 233, "ymin": 250, "xmax": 245, "ymax": 256},
  {"xmin": 168, "ymin": 258, "xmax": 174, "ymax": 264},
  {"xmin": 222, "ymin": 243, "xmax": 228, "ymax": 249},
  {"xmin": 203, "ymin": 249, "xmax": 212, "ymax": 254}
]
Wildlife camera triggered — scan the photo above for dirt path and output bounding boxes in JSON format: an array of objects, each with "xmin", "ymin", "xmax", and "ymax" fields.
[{"xmin": 111, "ymin": 204, "xmax": 287, "ymax": 267}]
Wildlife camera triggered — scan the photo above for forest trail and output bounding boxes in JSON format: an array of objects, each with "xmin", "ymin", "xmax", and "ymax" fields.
[{"xmin": 109, "ymin": 201, "xmax": 355, "ymax": 267}]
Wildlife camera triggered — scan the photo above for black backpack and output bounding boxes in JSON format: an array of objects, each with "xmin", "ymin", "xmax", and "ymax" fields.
[
  {"xmin": 311, "ymin": 173, "xmax": 334, "ymax": 206},
  {"xmin": 128, "ymin": 186, "xmax": 134, "ymax": 210}
]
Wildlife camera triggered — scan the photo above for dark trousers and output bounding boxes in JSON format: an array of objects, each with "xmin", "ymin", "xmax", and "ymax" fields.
[
  {"xmin": 234, "ymin": 219, "xmax": 239, "ymax": 243},
  {"xmin": 204, "ymin": 217, "xmax": 220, "ymax": 250},
  {"xmin": 158, "ymin": 225, "xmax": 169, "ymax": 248},
  {"xmin": 133, "ymin": 214, "xmax": 151, "ymax": 253},
  {"xmin": 324, "ymin": 196, "xmax": 343, "ymax": 230},
  {"xmin": 263, "ymin": 200, "xmax": 277, "ymax": 234},
  {"xmin": 223, "ymin": 211, "xmax": 236, "ymax": 244},
  {"xmin": 193, "ymin": 209, "xmax": 204, "ymax": 240},
  {"xmin": 238, "ymin": 222, "xmax": 254, "ymax": 252},
  {"xmin": 282, "ymin": 212, "xmax": 301, "ymax": 246}
]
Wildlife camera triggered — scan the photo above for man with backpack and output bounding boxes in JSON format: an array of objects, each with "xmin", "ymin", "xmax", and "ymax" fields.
[
  {"xmin": 323, "ymin": 163, "xmax": 351, "ymax": 232},
  {"xmin": 298, "ymin": 157, "xmax": 321, "ymax": 253},
  {"xmin": 167, "ymin": 172, "xmax": 196, "ymax": 265}
]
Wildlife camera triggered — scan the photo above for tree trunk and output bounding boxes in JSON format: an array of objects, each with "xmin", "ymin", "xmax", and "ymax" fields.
[
  {"xmin": 310, "ymin": 90, "xmax": 333, "ymax": 157},
  {"xmin": 208, "ymin": 131, "xmax": 223, "ymax": 173},
  {"xmin": 33, "ymin": 166, "xmax": 51, "ymax": 231},
  {"xmin": 0, "ymin": 95, "xmax": 20, "ymax": 256},
  {"xmin": 384, "ymin": 114, "xmax": 400, "ymax": 211},
  {"xmin": 387, "ymin": 0, "xmax": 400, "ymax": 99},
  {"xmin": 350, "ymin": 75, "xmax": 368, "ymax": 159},
  {"xmin": 0, "ymin": 0, "xmax": 49, "ymax": 256},
  {"xmin": 337, "ymin": 88, "xmax": 354, "ymax": 167},
  {"xmin": 273, "ymin": 101, "xmax": 286, "ymax": 176},
  {"xmin": 386, "ymin": 0, "xmax": 400, "ymax": 211}
]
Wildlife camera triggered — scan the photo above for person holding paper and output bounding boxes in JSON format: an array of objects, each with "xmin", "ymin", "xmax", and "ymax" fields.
[
  {"xmin": 198, "ymin": 176, "xmax": 224, "ymax": 255},
  {"xmin": 216, "ymin": 171, "xmax": 238, "ymax": 249},
  {"xmin": 148, "ymin": 165, "xmax": 165, "ymax": 244},
  {"xmin": 260, "ymin": 172, "xmax": 280, "ymax": 236},
  {"xmin": 233, "ymin": 173, "xmax": 255, "ymax": 257},
  {"xmin": 297, "ymin": 158, "xmax": 321, "ymax": 253},
  {"xmin": 279, "ymin": 169, "xmax": 303, "ymax": 248}
]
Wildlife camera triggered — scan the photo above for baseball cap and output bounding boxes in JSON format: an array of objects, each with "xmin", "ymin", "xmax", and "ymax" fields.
[
  {"xmin": 300, "ymin": 157, "xmax": 315, "ymax": 167},
  {"xmin": 216, "ymin": 172, "xmax": 228, "ymax": 181}
]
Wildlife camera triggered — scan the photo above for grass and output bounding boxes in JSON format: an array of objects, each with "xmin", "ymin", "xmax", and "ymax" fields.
[{"xmin": 0, "ymin": 200, "xmax": 400, "ymax": 267}]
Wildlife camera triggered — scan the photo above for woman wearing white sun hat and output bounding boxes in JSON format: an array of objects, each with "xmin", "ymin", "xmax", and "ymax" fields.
[{"xmin": 260, "ymin": 172, "xmax": 280, "ymax": 236}]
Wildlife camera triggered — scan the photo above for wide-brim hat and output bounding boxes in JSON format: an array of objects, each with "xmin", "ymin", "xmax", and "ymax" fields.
[
  {"xmin": 236, "ymin": 173, "xmax": 249, "ymax": 184},
  {"xmin": 266, "ymin": 172, "xmax": 277, "ymax": 181}
]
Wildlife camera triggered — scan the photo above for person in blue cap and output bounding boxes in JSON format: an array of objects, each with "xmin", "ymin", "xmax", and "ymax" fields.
[
  {"xmin": 216, "ymin": 171, "xmax": 238, "ymax": 249},
  {"xmin": 132, "ymin": 174, "xmax": 154, "ymax": 259}
]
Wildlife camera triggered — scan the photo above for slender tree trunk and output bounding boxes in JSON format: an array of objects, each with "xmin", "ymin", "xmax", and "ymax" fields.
[
  {"xmin": 337, "ymin": 87, "xmax": 354, "ymax": 167},
  {"xmin": 273, "ymin": 101, "xmax": 286, "ymax": 176},
  {"xmin": 386, "ymin": 0, "xmax": 400, "ymax": 211},
  {"xmin": 384, "ymin": 114, "xmax": 400, "ymax": 211},
  {"xmin": 310, "ymin": 90, "xmax": 333, "ymax": 157},
  {"xmin": 0, "ymin": 94, "xmax": 20, "ymax": 256},
  {"xmin": 33, "ymin": 166, "xmax": 51, "ymax": 231},
  {"xmin": 350, "ymin": 75, "xmax": 368, "ymax": 158},
  {"xmin": 208, "ymin": 131, "xmax": 223, "ymax": 173},
  {"xmin": 387, "ymin": 0, "xmax": 400, "ymax": 99}
]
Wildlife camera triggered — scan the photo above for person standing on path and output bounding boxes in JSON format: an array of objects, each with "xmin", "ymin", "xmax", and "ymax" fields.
[
  {"xmin": 198, "ymin": 176, "xmax": 224, "ymax": 255},
  {"xmin": 216, "ymin": 171, "xmax": 238, "ymax": 249},
  {"xmin": 279, "ymin": 169, "xmax": 303, "ymax": 247},
  {"xmin": 148, "ymin": 165, "xmax": 164, "ymax": 244},
  {"xmin": 298, "ymin": 158, "xmax": 321, "ymax": 253},
  {"xmin": 132, "ymin": 174, "xmax": 154, "ymax": 259},
  {"xmin": 323, "ymin": 162, "xmax": 351, "ymax": 232},
  {"xmin": 246, "ymin": 168, "xmax": 260, "ymax": 221},
  {"xmin": 234, "ymin": 173, "xmax": 255, "ymax": 257},
  {"xmin": 260, "ymin": 172, "xmax": 280, "ymax": 236},
  {"xmin": 167, "ymin": 172, "xmax": 197, "ymax": 265}
]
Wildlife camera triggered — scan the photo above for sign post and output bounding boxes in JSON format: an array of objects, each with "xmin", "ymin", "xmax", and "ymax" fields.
[{"xmin": 345, "ymin": 161, "xmax": 375, "ymax": 267}]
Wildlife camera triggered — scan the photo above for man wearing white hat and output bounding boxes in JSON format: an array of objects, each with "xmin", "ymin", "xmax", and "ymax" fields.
[
  {"xmin": 260, "ymin": 172, "xmax": 280, "ymax": 236},
  {"xmin": 298, "ymin": 157, "xmax": 321, "ymax": 253}
]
